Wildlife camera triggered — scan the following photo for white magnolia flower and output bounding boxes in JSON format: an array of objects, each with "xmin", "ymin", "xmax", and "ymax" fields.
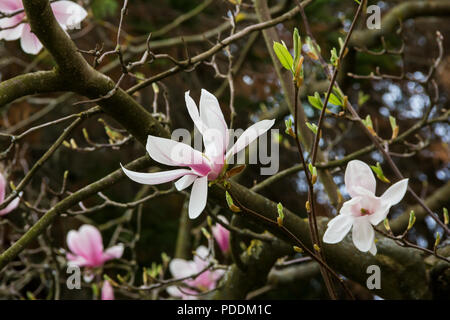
[
  {"xmin": 122, "ymin": 89, "xmax": 275, "ymax": 219},
  {"xmin": 0, "ymin": 0, "xmax": 87, "ymax": 55},
  {"xmin": 323, "ymin": 160, "xmax": 408, "ymax": 255}
]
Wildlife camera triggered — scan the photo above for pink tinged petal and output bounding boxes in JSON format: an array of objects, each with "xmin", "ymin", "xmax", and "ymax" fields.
[
  {"xmin": 66, "ymin": 253, "xmax": 88, "ymax": 267},
  {"xmin": 199, "ymin": 89, "xmax": 229, "ymax": 154},
  {"xmin": 101, "ymin": 281, "xmax": 115, "ymax": 300},
  {"xmin": 175, "ymin": 174, "xmax": 197, "ymax": 191},
  {"xmin": 194, "ymin": 245, "xmax": 209, "ymax": 262},
  {"xmin": 102, "ymin": 244, "xmax": 124, "ymax": 262},
  {"xmin": 0, "ymin": 173, "xmax": 5, "ymax": 203},
  {"xmin": 345, "ymin": 160, "xmax": 376, "ymax": 198},
  {"xmin": 188, "ymin": 175, "xmax": 208, "ymax": 219},
  {"xmin": 212, "ymin": 217, "xmax": 230, "ymax": 253},
  {"xmin": 121, "ymin": 165, "xmax": 192, "ymax": 185},
  {"xmin": 20, "ymin": 24, "xmax": 43, "ymax": 55},
  {"xmin": 0, "ymin": 0, "xmax": 23, "ymax": 12},
  {"xmin": 323, "ymin": 214, "xmax": 354, "ymax": 244},
  {"xmin": 0, "ymin": 15, "xmax": 25, "ymax": 40},
  {"xmin": 146, "ymin": 135, "xmax": 205, "ymax": 168},
  {"xmin": 351, "ymin": 217, "xmax": 375, "ymax": 252},
  {"xmin": 78, "ymin": 225, "xmax": 105, "ymax": 266},
  {"xmin": 0, "ymin": 195, "xmax": 20, "ymax": 216},
  {"xmin": 51, "ymin": 1, "xmax": 87, "ymax": 29},
  {"xmin": 380, "ymin": 178, "xmax": 409, "ymax": 206},
  {"xmin": 225, "ymin": 119, "xmax": 275, "ymax": 160}
]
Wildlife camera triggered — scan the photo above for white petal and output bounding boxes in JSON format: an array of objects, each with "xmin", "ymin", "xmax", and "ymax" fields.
[
  {"xmin": 323, "ymin": 215, "xmax": 354, "ymax": 244},
  {"xmin": 368, "ymin": 241, "xmax": 377, "ymax": 256},
  {"xmin": 380, "ymin": 178, "xmax": 408, "ymax": 206},
  {"xmin": 0, "ymin": 16, "xmax": 24, "ymax": 41},
  {"xmin": 352, "ymin": 217, "xmax": 374, "ymax": 252},
  {"xmin": 20, "ymin": 24, "xmax": 43, "ymax": 55},
  {"xmin": 185, "ymin": 91, "xmax": 208, "ymax": 135},
  {"xmin": 146, "ymin": 135, "xmax": 204, "ymax": 167},
  {"xmin": 368, "ymin": 202, "xmax": 390, "ymax": 226},
  {"xmin": 225, "ymin": 119, "xmax": 275, "ymax": 160},
  {"xmin": 199, "ymin": 89, "xmax": 229, "ymax": 157},
  {"xmin": 345, "ymin": 160, "xmax": 376, "ymax": 198},
  {"xmin": 169, "ymin": 259, "xmax": 196, "ymax": 278},
  {"xmin": 51, "ymin": 1, "xmax": 87, "ymax": 29},
  {"xmin": 188, "ymin": 175, "xmax": 208, "ymax": 219},
  {"xmin": 121, "ymin": 165, "xmax": 191, "ymax": 185},
  {"xmin": 174, "ymin": 174, "xmax": 197, "ymax": 191}
]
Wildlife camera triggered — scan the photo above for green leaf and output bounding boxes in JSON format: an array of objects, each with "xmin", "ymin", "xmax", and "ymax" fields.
[
  {"xmin": 306, "ymin": 122, "xmax": 318, "ymax": 134},
  {"xmin": 293, "ymin": 27, "xmax": 302, "ymax": 67},
  {"xmin": 273, "ymin": 41, "xmax": 294, "ymax": 72},
  {"xmin": 370, "ymin": 162, "xmax": 390, "ymax": 183},
  {"xmin": 308, "ymin": 92, "xmax": 324, "ymax": 111},
  {"xmin": 358, "ymin": 91, "xmax": 370, "ymax": 106},
  {"xmin": 328, "ymin": 93, "xmax": 342, "ymax": 106}
]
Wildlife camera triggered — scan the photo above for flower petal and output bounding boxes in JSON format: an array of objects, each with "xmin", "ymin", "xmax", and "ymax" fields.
[
  {"xmin": 174, "ymin": 174, "xmax": 197, "ymax": 191},
  {"xmin": 188, "ymin": 175, "xmax": 208, "ymax": 219},
  {"xmin": 368, "ymin": 241, "xmax": 377, "ymax": 256},
  {"xmin": 146, "ymin": 135, "xmax": 205, "ymax": 167},
  {"xmin": 169, "ymin": 259, "xmax": 196, "ymax": 278},
  {"xmin": 185, "ymin": 91, "xmax": 208, "ymax": 135},
  {"xmin": 51, "ymin": 1, "xmax": 87, "ymax": 29},
  {"xmin": 380, "ymin": 178, "xmax": 408, "ymax": 206},
  {"xmin": 345, "ymin": 160, "xmax": 376, "ymax": 198},
  {"xmin": 20, "ymin": 24, "xmax": 43, "ymax": 55},
  {"xmin": 225, "ymin": 119, "xmax": 275, "ymax": 160},
  {"xmin": 101, "ymin": 281, "xmax": 115, "ymax": 300},
  {"xmin": 0, "ymin": 195, "xmax": 20, "ymax": 216},
  {"xmin": 0, "ymin": 0, "xmax": 22, "ymax": 12},
  {"xmin": 0, "ymin": 173, "xmax": 6, "ymax": 203},
  {"xmin": 199, "ymin": 89, "xmax": 229, "ymax": 157},
  {"xmin": 103, "ymin": 244, "xmax": 124, "ymax": 261},
  {"xmin": 368, "ymin": 202, "xmax": 390, "ymax": 226},
  {"xmin": 78, "ymin": 225, "xmax": 104, "ymax": 264},
  {"xmin": 121, "ymin": 165, "xmax": 191, "ymax": 185},
  {"xmin": 351, "ymin": 217, "xmax": 374, "ymax": 252},
  {"xmin": 0, "ymin": 15, "xmax": 25, "ymax": 41},
  {"xmin": 323, "ymin": 214, "xmax": 354, "ymax": 244}
]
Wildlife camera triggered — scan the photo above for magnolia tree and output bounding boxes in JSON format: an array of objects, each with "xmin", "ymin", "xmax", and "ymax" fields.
[{"xmin": 0, "ymin": 0, "xmax": 448, "ymax": 300}]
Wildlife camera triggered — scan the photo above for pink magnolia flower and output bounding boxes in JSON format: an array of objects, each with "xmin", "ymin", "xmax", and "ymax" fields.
[
  {"xmin": 212, "ymin": 216, "xmax": 230, "ymax": 254},
  {"xmin": 101, "ymin": 280, "xmax": 115, "ymax": 300},
  {"xmin": 323, "ymin": 160, "xmax": 408, "ymax": 255},
  {"xmin": 122, "ymin": 89, "xmax": 275, "ymax": 219},
  {"xmin": 167, "ymin": 245, "xmax": 225, "ymax": 300},
  {"xmin": 0, "ymin": 0, "xmax": 87, "ymax": 55},
  {"xmin": 66, "ymin": 225, "xmax": 124, "ymax": 268},
  {"xmin": 0, "ymin": 172, "xmax": 20, "ymax": 216}
]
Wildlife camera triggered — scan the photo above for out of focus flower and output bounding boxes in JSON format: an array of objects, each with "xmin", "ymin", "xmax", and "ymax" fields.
[
  {"xmin": 101, "ymin": 280, "xmax": 114, "ymax": 300},
  {"xmin": 0, "ymin": 172, "xmax": 20, "ymax": 216},
  {"xmin": 0, "ymin": 0, "xmax": 87, "ymax": 54},
  {"xmin": 122, "ymin": 89, "xmax": 274, "ymax": 219},
  {"xmin": 323, "ymin": 160, "xmax": 408, "ymax": 255},
  {"xmin": 66, "ymin": 224, "xmax": 124, "ymax": 268},
  {"xmin": 211, "ymin": 216, "xmax": 230, "ymax": 254},
  {"xmin": 167, "ymin": 245, "xmax": 224, "ymax": 300}
]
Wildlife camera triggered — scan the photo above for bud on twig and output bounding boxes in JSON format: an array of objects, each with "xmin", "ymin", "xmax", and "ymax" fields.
[
  {"xmin": 407, "ymin": 210, "xmax": 416, "ymax": 231},
  {"xmin": 277, "ymin": 202, "xmax": 284, "ymax": 227},
  {"xmin": 225, "ymin": 191, "xmax": 241, "ymax": 213},
  {"xmin": 293, "ymin": 246, "xmax": 303, "ymax": 253}
]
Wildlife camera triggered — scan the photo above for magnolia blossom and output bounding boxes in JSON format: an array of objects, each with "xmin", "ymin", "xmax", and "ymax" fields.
[
  {"xmin": 66, "ymin": 224, "xmax": 124, "ymax": 268},
  {"xmin": 212, "ymin": 216, "xmax": 230, "ymax": 254},
  {"xmin": 167, "ymin": 245, "xmax": 224, "ymax": 300},
  {"xmin": 0, "ymin": 0, "xmax": 87, "ymax": 55},
  {"xmin": 0, "ymin": 172, "xmax": 20, "ymax": 216},
  {"xmin": 323, "ymin": 160, "xmax": 408, "ymax": 255},
  {"xmin": 122, "ymin": 89, "xmax": 275, "ymax": 219},
  {"xmin": 101, "ymin": 281, "xmax": 115, "ymax": 300}
]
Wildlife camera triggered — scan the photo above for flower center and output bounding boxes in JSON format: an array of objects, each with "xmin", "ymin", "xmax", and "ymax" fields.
[{"xmin": 360, "ymin": 208, "xmax": 370, "ymax": 215}]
